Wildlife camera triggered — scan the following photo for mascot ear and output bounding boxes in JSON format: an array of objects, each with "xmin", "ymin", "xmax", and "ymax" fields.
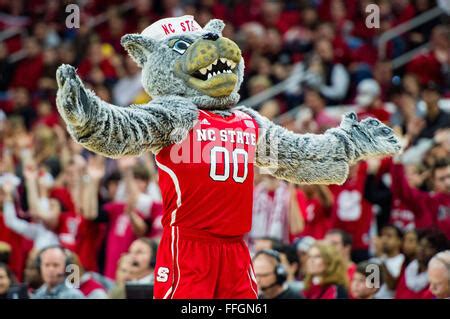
[
  {"xmin": 121, "ymin": 34, "xmax": 156, "ymax": 67},
  {"xmin": 203, "ymin": 19, "xmax": 225, "ymax": 36}
]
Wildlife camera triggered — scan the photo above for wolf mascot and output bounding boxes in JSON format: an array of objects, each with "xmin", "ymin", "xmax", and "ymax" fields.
[{"xmin": 56, "ymin": 16, "xmax": 401, "ymax": 299}]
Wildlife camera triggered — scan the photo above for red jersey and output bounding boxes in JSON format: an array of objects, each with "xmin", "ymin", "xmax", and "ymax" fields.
[
  {"xmin": 102, "ymin": 202, "xmax": 147, "ymax": 279},
  {"xmin": 147, "ymin": 202, "xmax": 164, "ymax": 240},
  {"xmin": 303, "ymin": 283, "xmax": 348, "ymax": 299},
  {"xmin": 329, "ymin": 162, "xmax": 373, "ymax": 250},
  {"xmin": 79, "ymin": 273, "xmax": 107, "ymax": 298},
  {"xmin": 407, "ymin": 51, "xmax": 444, "ymax": 86},
  {"xmin": 155, "ymin": 109, "xmax": 258, "ymax": 237},
  {"xmin": 389, "ymin": 197, "xmax": 416, "ymax": 231},
  {"xmin": 75, "ymin": 218, "xmax": 106, "ymax": 272},
  {"xmin": 57, "ymin": 211, "xmax": 81, "ymax": 252},
  {"xmin": 395, "ymin": 264, "xmax": 433, "ymax": 299},
  {"xmin": 376, "ymin": 158, "xmax": 416, "ymax": 231},
  {"xmin": 296, "ymin": 190, "xmax": 331, "ymax": 240},
  {"xmin": 0, "ymin": 212, "xmax": 32, "ymax": 281}
]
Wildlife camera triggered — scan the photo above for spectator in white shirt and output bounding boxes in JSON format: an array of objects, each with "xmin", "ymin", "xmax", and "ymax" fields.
[
  {"xmin": 374, "ymin": 224, "xmax": 405, "ymax": 298},
  {"xmin": 1, "ymin": 175, "xmax": 60, "ymax": 251}
]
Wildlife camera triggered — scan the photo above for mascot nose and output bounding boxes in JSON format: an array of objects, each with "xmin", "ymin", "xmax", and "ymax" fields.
[{"xmin": 202, "ymin": 33, "xmax": 219, "ymax": 41}]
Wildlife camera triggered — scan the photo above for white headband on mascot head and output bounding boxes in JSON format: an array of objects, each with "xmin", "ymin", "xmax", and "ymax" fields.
[{"xmin": 141, "ymin": 15, "xmax": 203, "ymax": 41}]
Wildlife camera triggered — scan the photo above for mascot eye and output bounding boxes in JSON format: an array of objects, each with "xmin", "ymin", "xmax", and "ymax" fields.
[{"xmin": 172, "ymin": 40, "xmax": 191, "ymax": 55}]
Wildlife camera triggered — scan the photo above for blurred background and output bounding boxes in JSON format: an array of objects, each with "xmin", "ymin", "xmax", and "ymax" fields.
[{"xmin": 0, "ymin": 0, "xmax": 449, "ymax": 300}]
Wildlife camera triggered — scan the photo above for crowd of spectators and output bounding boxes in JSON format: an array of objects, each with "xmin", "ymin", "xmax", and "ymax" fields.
[{"xmin": 0, "ymin": 0, "xmax": 449, "ymax": 299}]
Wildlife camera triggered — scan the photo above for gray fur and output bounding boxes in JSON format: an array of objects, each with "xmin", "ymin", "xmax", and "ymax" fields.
[
  {"xmin": 236, "ymin": 106, "xmax": 401, "ymax": 185},
  {"xmin": 56, "ymin": 18, "xmax": 401, "ymax": 185},
  {"xmin": 203, "ymin": 19, "xmax": 225, "ymax": 35},
  {"xmin": 56, "ymin": 64, "xmax": 198, "ymax": 157},
  {"xmin": 120, "ymin": 28, "xmax": 244, "ymax": 110},
  {"xmin": 120, "ymin": 34, "xmax": 156, "ymax": 67}
]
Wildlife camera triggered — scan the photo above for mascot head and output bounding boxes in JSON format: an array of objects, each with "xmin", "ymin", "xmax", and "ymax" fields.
[{"xmin": 121, "ymin": 16, "xmax": 244, "ymax": 110}]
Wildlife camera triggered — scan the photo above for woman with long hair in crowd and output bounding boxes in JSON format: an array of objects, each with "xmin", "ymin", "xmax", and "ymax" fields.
[{"xmin": 303, "ymin": 242, "xmax": 349, "ymax": 299}]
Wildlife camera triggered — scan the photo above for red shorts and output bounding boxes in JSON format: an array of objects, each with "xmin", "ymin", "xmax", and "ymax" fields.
[{"xmin": 153, "ymin": 226, "xmax": 258, "ymax": 299}]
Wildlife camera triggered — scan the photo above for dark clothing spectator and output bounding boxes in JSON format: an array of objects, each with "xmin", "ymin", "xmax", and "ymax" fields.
[{"xmin": 415, "ymin": 110, "xmax": 450, "ymax": 141}]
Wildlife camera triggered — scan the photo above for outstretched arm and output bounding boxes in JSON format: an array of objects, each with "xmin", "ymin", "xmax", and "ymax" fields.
[
  {"xmin": 237, "ymin": 106, "xmax": 401, "ymax": 185},
  {"xmin": 56, "ymin": 64, "xmax": 198, "ymax": 157}
]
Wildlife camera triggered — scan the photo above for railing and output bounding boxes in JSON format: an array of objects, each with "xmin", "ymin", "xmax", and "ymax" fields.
[
  {"xmin": 378, "ymin": 6, "xmax": 445, "ymax": 60},
  {"xmin": 0, "ymin": 27, "xmax": 24, "ymax": 43},
  {"xmin": 391, "ymin": 42, "xmax": 430, "ymax": 69}
]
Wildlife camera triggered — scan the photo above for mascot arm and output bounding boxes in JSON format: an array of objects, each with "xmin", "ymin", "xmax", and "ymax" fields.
[
  {"xmin": 236, "ymin": 106, "xmax": 401, "ymax": 185},
  {"xmin": 56, "ymin": 64, "xmax": 198, "ymax": 158}
]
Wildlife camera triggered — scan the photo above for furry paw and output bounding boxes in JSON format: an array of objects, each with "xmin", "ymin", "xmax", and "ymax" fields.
[
  {"xmin": 340, "ymin": 112, "xmax": 402, "ymax": 160},
  {"xmin": 56, "ymin": 64, "xmax": 90, "ymax": 125}
]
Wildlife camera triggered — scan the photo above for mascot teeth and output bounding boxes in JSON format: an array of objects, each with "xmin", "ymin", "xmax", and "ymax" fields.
[{"xmin": 192, "ymin": 57, "xmax": 237, "ymax": 81}]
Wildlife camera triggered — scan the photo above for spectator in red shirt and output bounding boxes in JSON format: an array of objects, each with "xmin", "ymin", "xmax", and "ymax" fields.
[
  {"xmin": 356, "ymin": 79, "xmax": 391, "ymax": 124},
  {"xmin": 391, "ymin": 0, "xmax": 416, "ymax": 25},
  {"xmin": 0, "ymin": 208, "xmax": 29, "ymax": 282},
  {"xmin": 296, "ymin": 184, "xmax": 333, "ymax": 240},
  {"xmin": 76, "ymin": 41, "xmax": 118, "ymax": 83},
  {"xmin": 395, "ymin": 229, "xmax": 449, "ymax": 298},
  {"xmin": 406, "ymin": 25, "xmax": 450, "ymax": 88},
  {"xmin": 303, "ymin": 242, "xmax": 349, "ymax": 299},
  {"xmin": 391, "ymin": 158, "xmax": 450, "ymax": 239},
  {"xmin": 80, "ymin": 160, "xmax": 151, "ymax": 279},
  {"xmin": 329, "ymin": 162, "xmax": 373, "ymax": 262},
  {"xmin": 10, "ymin": 37, "xmax": 44, "ymax": 91},
  {"xmin": 364, "ymin": 157, "xmax": 419, "ymax": 232}
]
